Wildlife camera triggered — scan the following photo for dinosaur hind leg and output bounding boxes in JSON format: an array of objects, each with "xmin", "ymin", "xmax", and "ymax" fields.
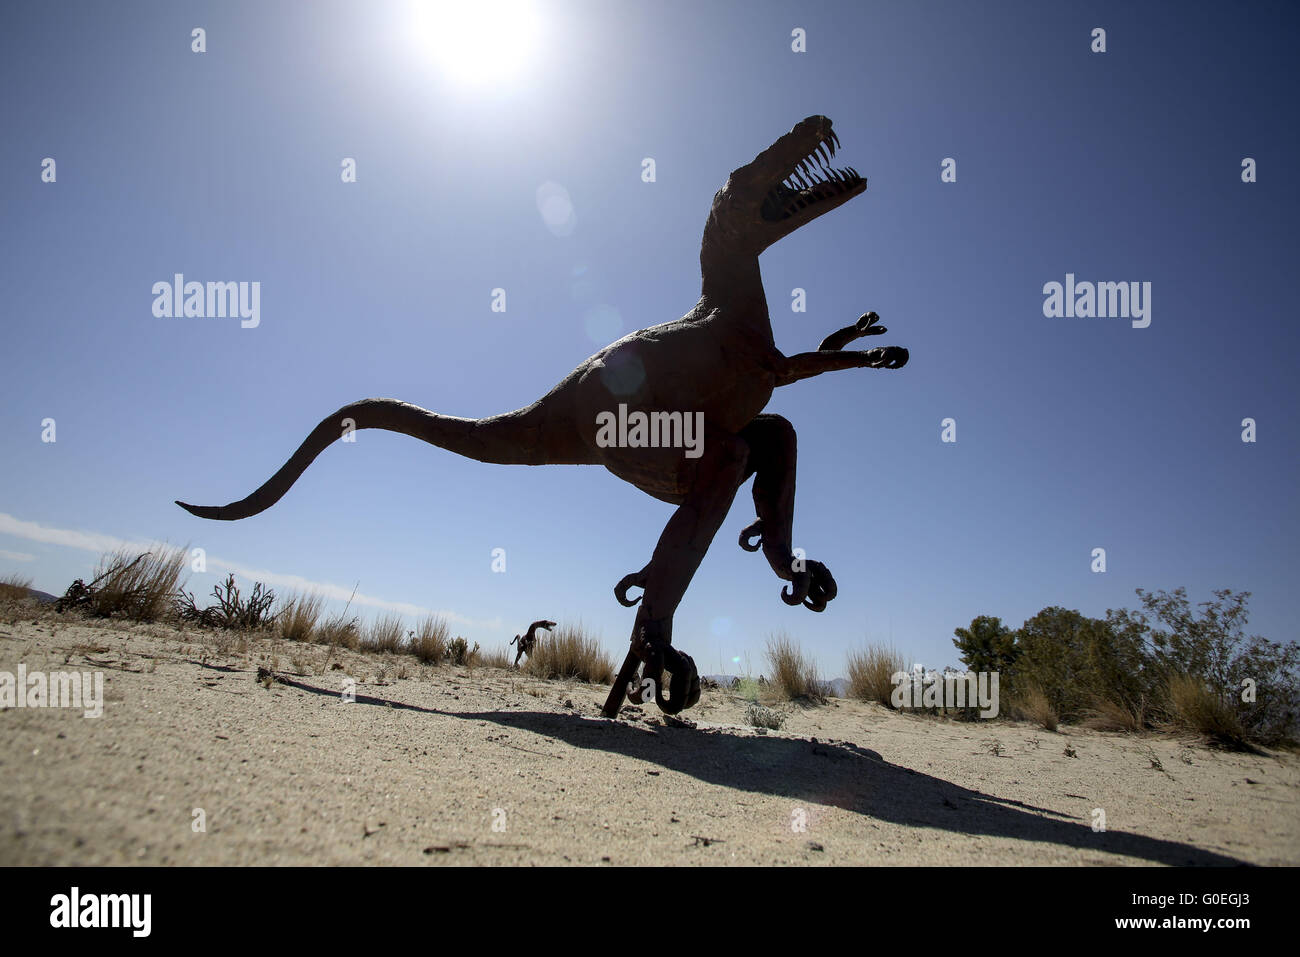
[
  {"xmin": 602, "ymin": 431, "xmax": 751, "ymax": 717},
  {"xmin": 738, "ymin": 414, "xmax": 837, "ymax": 612}
]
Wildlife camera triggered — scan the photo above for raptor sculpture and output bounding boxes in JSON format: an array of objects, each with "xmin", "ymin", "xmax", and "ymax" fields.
[
  {"xmin": 510, "ymin": 619, "xmax": 556, "ymax": 667},
  {"xmin": 176, "ymin": 115, "xmax": 908, "ymax": 719}
]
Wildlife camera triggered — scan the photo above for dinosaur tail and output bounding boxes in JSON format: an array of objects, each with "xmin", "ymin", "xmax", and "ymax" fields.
[{"xmin": 176, "ymin": 397, "xmax": 557, "ymax": 521}]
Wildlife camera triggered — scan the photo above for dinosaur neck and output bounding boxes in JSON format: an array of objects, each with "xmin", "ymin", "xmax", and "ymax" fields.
[{"xmin": 698, "ymin": 249, "xmax": 773, "ymax": 340}]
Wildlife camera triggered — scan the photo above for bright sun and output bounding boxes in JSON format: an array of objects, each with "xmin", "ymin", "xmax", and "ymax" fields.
[{"xmin": 410, "ymin": 0, "xmax": 542, "ymax": 87}]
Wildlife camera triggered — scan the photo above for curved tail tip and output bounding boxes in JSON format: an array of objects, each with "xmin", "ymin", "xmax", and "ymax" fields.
[{"xmin": 175, "ymin": 500, "xmax": 213, "ymax": 519}]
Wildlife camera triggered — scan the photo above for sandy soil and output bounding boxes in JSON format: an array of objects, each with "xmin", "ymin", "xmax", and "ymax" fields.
[{"xmin": 1, "ymin": 603, "xmax": 1295, "ymax": 866}]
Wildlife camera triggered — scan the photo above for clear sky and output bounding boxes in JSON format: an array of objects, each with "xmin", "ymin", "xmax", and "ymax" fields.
[{"xmin": 2, "ymin": 0, "xmax": 1296, "ymax": 677}]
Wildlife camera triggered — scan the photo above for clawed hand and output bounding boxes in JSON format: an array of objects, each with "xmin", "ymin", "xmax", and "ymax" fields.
[
  {"xmin": 860, "ymin": 345, "xmax": 909, "ymax": 369},
  {"xmin": 855, "ymin": 311, "xmax": 887, "ymax": 336}
]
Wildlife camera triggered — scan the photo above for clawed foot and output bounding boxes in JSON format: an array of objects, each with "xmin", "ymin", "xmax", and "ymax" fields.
[
  {"xmin": 738, "ymin": 523, "xmax": 838, "ymax": 612},
  {"xmin": 629, "ymin": 628, "xmax": 700, "ymax": 715},
  {"xmin": 780, "ymin": 559, "xmax": 838, "ymax": 612},
  {"xmin": 615, "ymin": 566, "xmax": 649, "ymax": 607}
]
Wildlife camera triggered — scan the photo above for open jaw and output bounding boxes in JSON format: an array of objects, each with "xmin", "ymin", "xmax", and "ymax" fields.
[{"xmin": 759, "ymin": 129, "xmax": 866, "ymax": 223}]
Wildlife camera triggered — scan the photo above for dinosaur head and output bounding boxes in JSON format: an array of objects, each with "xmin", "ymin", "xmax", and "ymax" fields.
[{"xmin": 704, "ymin": 115, "xmax": 866, "ymax": 257}]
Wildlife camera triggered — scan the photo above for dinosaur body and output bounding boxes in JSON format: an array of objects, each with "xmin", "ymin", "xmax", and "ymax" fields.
[
  {"xmin": 177, "ymin": 115, "xmax": 908, "ymax": 717},
  {"xmin": 510, "ymin": 619, "xmax": 556, "ymax": 667}
]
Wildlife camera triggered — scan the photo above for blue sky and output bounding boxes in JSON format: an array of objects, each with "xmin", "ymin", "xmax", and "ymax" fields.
[{"xmin": 2, "ymin": 0, "xmax": 1296, "ymax": 676}]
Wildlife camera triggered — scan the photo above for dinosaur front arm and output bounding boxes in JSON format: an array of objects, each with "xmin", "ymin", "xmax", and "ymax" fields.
[{"xmin": 775, "ymin": 347, "xmax": 908, "ymax": 387}]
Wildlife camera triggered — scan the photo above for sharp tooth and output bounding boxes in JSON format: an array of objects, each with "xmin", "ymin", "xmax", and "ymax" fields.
[
  {"xmin": 830, "ymin": 130, "xmax": 841, "ymax": 152},
  {"xmin": 826, "ymin": 136, "xmax": 835, "ymax": 158},
  {"xmin": 816, "ymin": 144, "xmax": 829, "ymax": 165}
]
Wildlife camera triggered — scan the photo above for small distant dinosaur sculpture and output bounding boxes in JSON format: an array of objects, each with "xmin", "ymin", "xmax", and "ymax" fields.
[
  {"xmin": 176, "ymin": 115, "xmax": 908, "ymax": 719},
  {"xmin": 510, "ymin": 619, "xmax": 556, "ymax": 667}
]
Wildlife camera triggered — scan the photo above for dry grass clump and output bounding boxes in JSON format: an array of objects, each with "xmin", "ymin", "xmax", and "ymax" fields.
[
  {"xmin": 1082, "ymin": 696, "xmax": 1147, "ymax": 732},
  {"xmin": 315, "ymin": 613, "xmax": 361, "ymax": 651},
  {"xmin": 361, "ymin": 612, "xmax": 406, "ymax": 654},
  {"xmin": 58, "ymin": 547, "xmax": 188, "ymax": 621},
  {"xmin": 0, "ymin": 573, "xmax": 33, "ymax": 602},
  {"xmin": 846, "ymin": 642, "xmax": 905, "ymax": 706},
  {"xmin": 523, "ymin": 623, "xmax": 614, "ymax": 684},
  {"xmin": 1163, "ymin": 672, "xmax": 1247, "ymax": 748},
  {"xmin": 765, "ymin": 633, "xmax": 823, "ymax": 702},
  {"xmin": 410, "ymin": 614, "xmax": 450, "ymax": 663},
  {"xmin": 1012, "ymin": 683, "xmax": 1059, "ymax": 732},
  {"xmin": 277, "ymin": 591, "xmax": 325, "ymax": 642},
  {"xmin": 478, "ymin": 646, "xmax": 512, "ymax": 669},
  {"xmin": 274, "ymin": 590, "xmax": 322, "ymax": 642}
]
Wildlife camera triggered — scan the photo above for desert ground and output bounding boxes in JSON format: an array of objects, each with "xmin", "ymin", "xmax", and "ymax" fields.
[{"xmin": 1, "ymin": 605, "xmax": 1295, "ymax": 866}]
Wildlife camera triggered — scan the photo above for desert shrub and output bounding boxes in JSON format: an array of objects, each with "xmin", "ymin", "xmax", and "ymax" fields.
[
  {"xmin": 953, "ymin": 616, "xmax": 1019, "ymax": 680},
  {"xmin": 765, "ymin": 633, "xmax": 822, "ymax": 702},
  {"xmin": 955, "ymin": 589, "xmax": 1297, "ymax": 745},
  {"xmin": 1013, "ymin": 607, "xmax": 1151, "ymax": 723},
  {"xmin": 746, "ymin": 703, "xmax": 787, "ymax": 730},
  {"xmin": 58, "ymin": 547, "xmax": 187, "ymax": 621},
  {"xmin": 362, "ymin": 612, "xmax": 405, "ymax": 654},
  {"xmin": 410, "ymin": 614, "xmax": 450, "ymax": 664},
  {"xmin": 176, "ymin": 573, "xmax": 277, "ymax": 630},
  {"xmin": 446, "ymin": 635, "xmax": 480, "ymax": 667},
  {"xmin": 0, "ymin": 573, "xmax": 33, "ymax": 602},
  {"xmin": 846, "ymin": 642, "xmax": 905, "ymax": 706},
  {"xmin": 523, "ymin": 623, "xmax": 613, "ymax": 683},
  {"xmin": 1110, "ymin": 588, "xmax": 1298, "ymax": 745},
  {"xmin": 277, "ymin": 591, "xmax": 325, "ymax": 642},
  {"xmin": 731, "ymin": 676, "xmax": 762, "ymax": 703}
]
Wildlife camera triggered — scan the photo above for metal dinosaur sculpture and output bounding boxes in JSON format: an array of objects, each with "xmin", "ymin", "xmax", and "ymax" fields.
[
  {"xmin": 510, "ymin": 619, "xmax": 556, "ymax": 667},
  {"xmin": 176, "ymin": 115, "xmax": 908, "ymax": 719}
]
